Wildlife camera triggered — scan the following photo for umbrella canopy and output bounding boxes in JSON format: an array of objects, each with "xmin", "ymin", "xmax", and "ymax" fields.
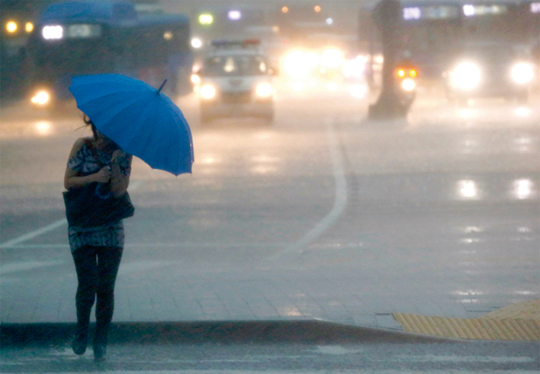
[{"xmin": 69, "ymin": 74, "xmax": 193, "ymax": 176}]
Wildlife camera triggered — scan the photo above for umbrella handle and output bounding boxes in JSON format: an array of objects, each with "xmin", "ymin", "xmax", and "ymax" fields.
[{"xmin": 157, "ymin": 79, "xmax": 168, "ymax": 94}]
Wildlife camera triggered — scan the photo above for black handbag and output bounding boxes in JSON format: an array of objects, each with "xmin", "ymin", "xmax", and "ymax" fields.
[
  {"xmin": 63, "ymin": 140, "xmax": 134, "ymax": 228},
  {"xmin": 63, "ymin": 183, "xmax": 135, "ymax": 227}
]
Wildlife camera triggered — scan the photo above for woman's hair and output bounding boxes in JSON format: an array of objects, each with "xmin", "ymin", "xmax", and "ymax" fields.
[
  {"xmin": 83, "ymin": 114, "xmax": 98, "ymax": 139},
  {"xmin": 83, "ymin": 114, "xmax": 119, "ymax": 150}
]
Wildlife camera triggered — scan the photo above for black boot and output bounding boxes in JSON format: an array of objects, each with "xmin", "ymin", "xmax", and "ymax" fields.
[
  {"xmin": 72, "ymin": 325, "xmax": 88, "ymax": 355},
  {"xmin": 93, "ymin": 326, "xmax": 108, "ymax": 362},
  {"xmin": 92, "ymin": 340, "xmax": 106, "ymax": 362}
]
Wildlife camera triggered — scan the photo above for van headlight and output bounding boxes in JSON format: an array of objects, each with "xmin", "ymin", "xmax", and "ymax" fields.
[
  {"xmin": 200, "ymin": 84, "xmax": 216, "ymax": 100},
  {"xmin": 450, "ymin": 62, "xmax": 481, "ymax": 90},
  {"xmin": 31, "ymin": 90, "xmax": 51, "ymax": 106},
  {"xmin": 511, "ymin": 62, "xmax": 534, "ymax": 85},
  {"xmin": 255, "ymin": 82, "xmax": 272, "ymax": 98}
]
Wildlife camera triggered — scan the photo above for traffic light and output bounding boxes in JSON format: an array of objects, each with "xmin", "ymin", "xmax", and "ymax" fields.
[{"xmin": 198, "ymin": 13, "xmax": 213, "ymax": 25}]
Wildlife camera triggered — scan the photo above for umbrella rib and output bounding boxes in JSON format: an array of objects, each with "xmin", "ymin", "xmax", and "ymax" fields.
[{"xmin": 106, "ymin": 99, "xmax": 154, "ymax": 153}]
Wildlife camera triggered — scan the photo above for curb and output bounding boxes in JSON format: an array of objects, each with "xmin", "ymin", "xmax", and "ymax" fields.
[{"xmin": 0, "ymin": 319, "xmax": 455, "ymax": 347}]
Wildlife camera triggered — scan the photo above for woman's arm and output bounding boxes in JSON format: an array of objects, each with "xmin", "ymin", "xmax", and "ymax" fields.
[
  {"xmin": 109, "ymin": 150, "xmax": 132, "ymax": 197},
  {"xmin": 64, "ymin": 138, "xmax": 112, "ymax": 190}
]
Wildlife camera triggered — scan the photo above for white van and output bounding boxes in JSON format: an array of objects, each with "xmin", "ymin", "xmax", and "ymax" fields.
[{"xmin": 193, "ymin": 40, "xmax": 276, "ymax": 124}]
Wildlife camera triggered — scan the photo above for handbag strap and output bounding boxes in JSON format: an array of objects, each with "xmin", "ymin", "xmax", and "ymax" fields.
[{"xmin": 84, "ymin": 138, "xmax": 112, "ymax": 199}]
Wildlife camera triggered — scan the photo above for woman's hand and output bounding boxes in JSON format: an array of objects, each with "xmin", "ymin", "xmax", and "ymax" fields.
[
  {"xmin": 109, "ymin": 151, "xmax": 132, "ymax": 197},
  {"xmin": 94, "ymin": 166, "xmax": 113, "ymax": 183}
]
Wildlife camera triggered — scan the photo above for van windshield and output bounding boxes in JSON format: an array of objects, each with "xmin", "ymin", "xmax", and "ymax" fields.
[{"xmin": 203, "ymin": 55, "xmax": 268, "ymax": 76}]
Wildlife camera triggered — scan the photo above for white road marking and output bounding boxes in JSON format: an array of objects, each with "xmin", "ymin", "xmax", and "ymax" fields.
[
  {"xmin": 0, "ymin": 181, "xmax": 144, "ymax": 249},
  {"xmin": 315, "ymin": 345, "xmax": 363, "ymax": 355},
  {"xmin": 396, "ymin": 355, "xmax": 535, "ymax": 363},
  {"xmin": 0, "ymin": 260, "xmax": 65, "ymax": 276},
  {"xmin": 0, "ymin": 243, "xmax": 284, "ymax": 250},
  {"xmin": 0, "ymin": 219, "xmax": 67, "ymax": 248},
  {"xmin": 118, "ymin": 261, "xmax": 181, "ymax": 275},
  {"xmin": 0, "ymin": 370, "xmax": 534, "ymax": 374},
  {"xmin": 269, "ymin": 119, "xmax": 348, "ymax": 260}
]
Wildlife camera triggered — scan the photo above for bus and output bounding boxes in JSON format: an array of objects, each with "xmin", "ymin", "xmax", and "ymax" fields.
[
  {"xmin": 0, "ymin": 0, "xmax": 40, "ymax": 102},
  {"xmin": 26, "ymin": 0, "xmax": 193, "ymax": 109},
  {"xmin": 359, "ymin": 0, "xmax": 540, "ymax": 83}
]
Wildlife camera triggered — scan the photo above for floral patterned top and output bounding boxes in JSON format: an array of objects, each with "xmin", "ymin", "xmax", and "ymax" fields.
[{"xmin": 66, "ymin": 138, "xmax": 132, "ymax": 252}]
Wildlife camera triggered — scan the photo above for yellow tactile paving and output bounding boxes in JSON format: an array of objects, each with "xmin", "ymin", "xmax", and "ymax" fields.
[
  {"xmin": 484, "ymin": 299, "xmax": 540, "ymax": 320},
  {"xmin": 393, "ymin": 300, "xmax": 540, "ymax": 341}
]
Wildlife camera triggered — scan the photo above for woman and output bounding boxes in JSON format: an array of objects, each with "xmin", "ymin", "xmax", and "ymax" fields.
[{"xmin": 64, "ymin": 115, "xmax": 132, "ymax": 361}]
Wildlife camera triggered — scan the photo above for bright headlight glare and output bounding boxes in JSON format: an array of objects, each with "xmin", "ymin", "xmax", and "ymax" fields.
[
  {"xmin": 401, "ymin": 78, "xmax": 416, "ymax": 92},
  {"xmin": 511, "ymin": 62, "xmax": 534, "ymax": 85},
  {"xmin": 350, "ymin": 84, "xmax": 368, "ymax": 98},
  {"xmin": 256, "ymin": 82, "xmax": 272, "ymax": 98},
  {"xmin": 200, "ymin": 84, "xmax": 216, "ymax": 99},
  {"xmin": 451, "ymin": 62, "xmax": 481, "ymax": 90},
  {"xmin": 283, "ymin": 50, "xmax": 318, "ymax": 79},
  {"xmin": 191, "ymin": 74, "xmax": 200, "ymax": 85},
  {"xmin": 31, "ymin": 90, "xmax": 51, "ymax": 106},
  {"xmin": 320, "ymin": 48, "xmax": 344, "ymax": 69},
  {"xmin": 191, "ymin": 37, "xmax": 203, "ymax": 49},
  {"xmin": 42, "ymin": 25, "xmax": 63, "ymax": 40}
]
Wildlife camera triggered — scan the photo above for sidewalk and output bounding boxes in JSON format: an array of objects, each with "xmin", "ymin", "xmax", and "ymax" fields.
[{"xmin": 1, "ymin": 240, "xmax": 538, "ymax": 341}]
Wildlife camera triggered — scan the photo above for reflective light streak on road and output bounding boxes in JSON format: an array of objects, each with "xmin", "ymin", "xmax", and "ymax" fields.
[
  {"xmin": 199, "ymin": 155, "xmax": 219, "ymax": 165},
  {"xmin": 514, "ymin": 136, "xmax": 532, "ymax": 153},
  {"xmin": 34, "ymin": 121, "xmax": 53, "ymax": 137},
  {"xmin": 458, "ymin": 108, "xmax": 476, "ymax": 119},
  {"xmin": 453, "ymin": 179, "xmax": 537, "ymax": 201},
  {"xmin": 514, "ymin": 106, "xmax": 532, "ymax": 117},
  {"xmin": 513, "ymin": 179, "xmax": 534, "ymax": 200},
  {"xmin": 457, "ymin": 180, "xmax": 479, "ymax": 199}
]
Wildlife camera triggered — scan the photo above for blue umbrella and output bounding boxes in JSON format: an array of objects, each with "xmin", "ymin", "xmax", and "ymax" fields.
[{"xmin": 69, "ymin": 74, "xmax": 193, "ymax": 176}]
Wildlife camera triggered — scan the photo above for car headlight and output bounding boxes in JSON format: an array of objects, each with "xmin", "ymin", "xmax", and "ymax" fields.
[
  {"xmin": 191, "ymin": 74, "xmax": 200, "ymax": 85},
  {"xmin": 320, "ymin": 48, "xmax": 344, "ymax": 69},
  {"xmin": 283, "ymin": 50, "xmax": 318, "ymax": 79},
  {"xmin": 451, "ymin": 62, "xmax": 481, "ymax": 90},
  {"xmin": 401, "ymin": 78, "xmax": 416, "ymax": 92},
  {"xmin": 511, "ymin": 62, "xmax": 534, "ymax": 85},
  {"xmin": 255, "ymin": 82, "xmax": 272, "ymax": 98},
  {"xmin": 30, "ymin": 90, "xmax": 51, "ymax": 106},
  {"xmin": 200, "ymin": 84, "xmax": 216, "ymax": 100},
  {"xmin": 350, "ymin": 83, "xmax": 368, "ymax": 99}
]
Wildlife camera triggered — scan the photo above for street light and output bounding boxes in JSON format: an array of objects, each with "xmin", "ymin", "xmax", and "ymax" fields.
[{"xmin": 228, "ymin": 10, "xmax": 241, "ymax": 21}]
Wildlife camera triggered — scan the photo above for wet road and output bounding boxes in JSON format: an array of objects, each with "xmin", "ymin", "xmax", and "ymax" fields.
[
  {"xmin": 1, "ymin": 340, "xmax": 539, "ymax": 373},
  {"xmin": 0, "ymin": 81, "xmax": 539, "ymax": 371}
]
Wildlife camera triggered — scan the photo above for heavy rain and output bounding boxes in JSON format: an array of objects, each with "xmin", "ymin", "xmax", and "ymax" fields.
[{"xmin": 1, "ymin": 0, "xmax": 539, "ymax": 372}]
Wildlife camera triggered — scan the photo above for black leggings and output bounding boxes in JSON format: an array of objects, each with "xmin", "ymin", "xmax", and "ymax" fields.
[{"xmin": 72, "ymin": 245, "xmax": 123, "ymax": 340}]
